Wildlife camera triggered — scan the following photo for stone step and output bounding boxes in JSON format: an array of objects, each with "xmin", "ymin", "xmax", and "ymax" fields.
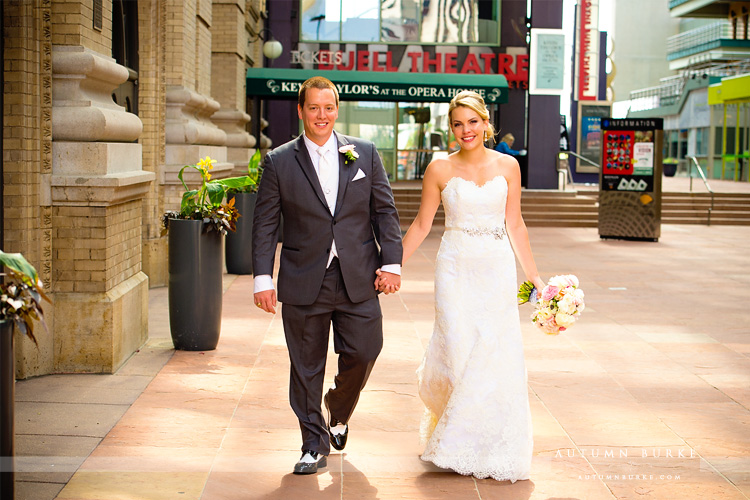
[{"xmin": 393, "ymin": 188, "xmax": 750, "ymax": 227}]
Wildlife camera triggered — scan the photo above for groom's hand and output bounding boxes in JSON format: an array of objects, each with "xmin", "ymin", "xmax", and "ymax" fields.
[
  {"xmin": 374, "ymin": 269, "xmax": 401, "ymax": 294},
  {"xmin": 254, "ymin": 290, "xmax": 277, "ymax": 314}
]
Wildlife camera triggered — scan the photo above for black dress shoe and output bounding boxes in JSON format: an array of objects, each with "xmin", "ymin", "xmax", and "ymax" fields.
[
  {"xmin": 324, "ymin": 394, "xmax": 348, "ymax": 451},
  {"xmin": 293, "ymin": 450, "xmax": 327, "ymax": 475}
]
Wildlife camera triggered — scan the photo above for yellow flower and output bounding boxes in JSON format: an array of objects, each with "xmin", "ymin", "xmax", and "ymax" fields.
[{"xmin": 197, "ymin": 156, "xmax": 216, "ymax": 170}]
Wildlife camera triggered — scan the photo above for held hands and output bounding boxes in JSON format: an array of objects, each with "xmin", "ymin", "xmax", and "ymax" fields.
[
  {"xmin": 374, "ymin": 269, "xmax": 401, "ymax": 295},
  {"xmin": 254, "ymin": 289, "xmax": 277, "ymax": 314}
]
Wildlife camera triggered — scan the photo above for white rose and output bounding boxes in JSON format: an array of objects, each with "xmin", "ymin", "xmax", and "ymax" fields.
[
  {"xmin": 548, "ymin": 275, "xmax": 568, "ymax": 289},
  {"xmin": 555, "ymin": 312, "xmax": 576, "ymax": 328},
  {"xmin": 558, "ymin": 294, "xmax": 577, "ymax": 315}
]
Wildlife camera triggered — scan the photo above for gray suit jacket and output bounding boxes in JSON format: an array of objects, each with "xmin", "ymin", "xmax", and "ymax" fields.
[{"xmin": 252, "ymin": 133, "xmax": 402, "ymax": 305}]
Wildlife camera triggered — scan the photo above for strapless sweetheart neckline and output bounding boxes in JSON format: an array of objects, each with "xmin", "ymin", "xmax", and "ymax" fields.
[{"xmin": 445, "ymin": 175, "xmax": 507, "ymax": 190}]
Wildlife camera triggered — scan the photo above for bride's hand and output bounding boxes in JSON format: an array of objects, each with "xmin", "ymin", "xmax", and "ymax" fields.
[{"xmin": 375, "ymin": 269, "xmax": 400, "ymax": 294}]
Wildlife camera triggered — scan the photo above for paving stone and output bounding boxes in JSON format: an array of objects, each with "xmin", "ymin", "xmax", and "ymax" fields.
[{"xmin": 12, "ymin": 222, "xmax": 750, "ymax": 499}]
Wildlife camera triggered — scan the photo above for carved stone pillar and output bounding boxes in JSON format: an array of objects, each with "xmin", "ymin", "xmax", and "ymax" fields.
[
  {"xmin": 163, "ymin": 85, "xmax": 233, "ymax": 192},
  {"xmin": 210, "ymin": 0, "xmax": 257, "ymax": 175},
  {"xmin": 212, "ymin": 108, "xmax": 256, "ymax": 174},
  {"xmin": 51, "ymin": 46, "xmax": 154, "ymax": 373}
]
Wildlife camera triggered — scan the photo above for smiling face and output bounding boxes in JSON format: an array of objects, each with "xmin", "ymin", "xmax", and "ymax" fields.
[
  {"xmin": 450, "ymin": 105, "xmax": 489, "ymax": 150},
  {"xmin": 298, "ymin": 87, "xmax": 339, "ymax": 146}
]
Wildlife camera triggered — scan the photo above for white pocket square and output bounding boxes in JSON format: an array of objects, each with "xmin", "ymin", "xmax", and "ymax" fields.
[{"xmin": 352, "ymin": 168, "xmax": 366, "ymax": 181}]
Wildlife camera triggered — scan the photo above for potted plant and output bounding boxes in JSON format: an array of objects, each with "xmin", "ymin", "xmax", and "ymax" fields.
[
  {"xmin": 161, "ymin": 156, "xmax": 255, "ymax": 351},
  {"xmin": 0, "ymin": 250, "xmax": 49, "ymax": 500},
  {"xmin": 225, "ymin": 149, "xmax": 262, "ymax": 275},
  {"xmin": 663, "ymin": 157, "xmax": 678, "ymax": 177}
]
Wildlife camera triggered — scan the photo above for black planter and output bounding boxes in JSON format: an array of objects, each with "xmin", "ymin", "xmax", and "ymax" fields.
[
  {"xmin": 663, "ymin": 162, "xmax": 678, "ymax": 177},
  {"xmin": 225, "ymin": 192, "xmax": 256, "ymax": 275},
  {"xmin": 1, "ymin": 321, "xmax": 14, "ymax": 499},
  {"xmin": 168, "ymin": 219, "xmax": 223, "ymax": 351}
]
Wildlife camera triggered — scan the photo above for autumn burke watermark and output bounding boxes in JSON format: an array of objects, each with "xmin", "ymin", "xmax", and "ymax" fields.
[{"xmin": 556, "ymin": 448, "xmax": 697, "ymax": 459}]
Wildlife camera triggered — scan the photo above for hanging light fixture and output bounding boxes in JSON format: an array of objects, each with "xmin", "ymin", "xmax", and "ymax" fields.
[{"xmin": 250, "ymin": 28, "xmax": 283, "ymax": 60}]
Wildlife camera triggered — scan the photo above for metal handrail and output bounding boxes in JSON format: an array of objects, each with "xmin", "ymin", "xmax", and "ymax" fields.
[
  {"xmin": 687, "ymin": 156, "xmax": 714, "ymax": 225},
  {"xmin": 559, "ymin": 151, "xmax": 600, "ymax": 188},
  {"xmin": 564, "ymin": 150, "xmax": 600, "ymax": 169}
]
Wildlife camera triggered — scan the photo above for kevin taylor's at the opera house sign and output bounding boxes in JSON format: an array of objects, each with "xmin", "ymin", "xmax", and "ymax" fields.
[
  {"xmin": 268, "ymin": 79, "xmax": 505, "ymax": 102},
  {"xmin": 291, "ymin": 45, "xmax": 530, "ymax": 90}
]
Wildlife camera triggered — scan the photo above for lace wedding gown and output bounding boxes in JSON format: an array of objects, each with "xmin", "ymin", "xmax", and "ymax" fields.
[{"xmin": 417, "ymin": 175, "xmax": 533, "ymax": 482}]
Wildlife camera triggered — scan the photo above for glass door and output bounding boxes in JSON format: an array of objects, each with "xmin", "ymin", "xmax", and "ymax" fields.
[
  {"xmin": 333, "ymin": 101, "xmax": 398, "ymax": 180},
  {"xmin": 396, "ymin": 102, "xmax": 452, "ymax": 181}
]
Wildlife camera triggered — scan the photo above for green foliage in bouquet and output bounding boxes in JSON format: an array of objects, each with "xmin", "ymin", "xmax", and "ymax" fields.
[
  {"xmin": 517, "ymin": 281, "xmax": 537, "ymax": 305},
  {"xmin": 0, "ymin": 250, "xmax": 51, "ymax": 344}
]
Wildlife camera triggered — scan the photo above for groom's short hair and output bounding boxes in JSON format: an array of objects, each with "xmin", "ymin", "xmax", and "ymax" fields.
[{"xmin": 299, "ymin": 76, "xmax": 340, "ymax": 109}]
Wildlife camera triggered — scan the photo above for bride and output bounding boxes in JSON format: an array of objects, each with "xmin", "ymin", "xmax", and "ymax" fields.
[{"xmin": 398, "ymin": 91, "xmax": 545, "ymax": 481}]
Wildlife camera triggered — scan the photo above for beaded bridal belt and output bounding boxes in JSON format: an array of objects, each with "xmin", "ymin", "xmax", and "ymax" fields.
[{"xmin": 446, "ymin": 226, "xmax": 507, "ymax": 240}]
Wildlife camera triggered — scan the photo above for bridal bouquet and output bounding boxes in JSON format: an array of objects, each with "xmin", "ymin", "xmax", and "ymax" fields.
[{"xmin": 518, "ymin": 275, "xmax": 585, "ymax": 335}]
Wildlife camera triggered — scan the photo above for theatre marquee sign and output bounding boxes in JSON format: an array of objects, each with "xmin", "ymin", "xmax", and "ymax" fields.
[{"xmin": 246, "ymin": 68, "xmax": 509, "ymax": 104}]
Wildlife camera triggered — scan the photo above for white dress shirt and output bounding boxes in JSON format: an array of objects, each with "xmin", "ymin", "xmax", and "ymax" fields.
[{"xmin": 254, "ymin": 132, "xmax": 400, "ymax": 294}]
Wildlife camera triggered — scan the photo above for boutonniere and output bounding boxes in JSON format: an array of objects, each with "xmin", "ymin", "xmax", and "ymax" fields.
[{"xmin": 339, "ymin": 144, "xmax": 359, "ymax": 165}]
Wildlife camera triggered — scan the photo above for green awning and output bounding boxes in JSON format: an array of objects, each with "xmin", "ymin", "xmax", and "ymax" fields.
[{"xmin": 246, "ymin": 68, "xmax": 508, "ymax": 104}]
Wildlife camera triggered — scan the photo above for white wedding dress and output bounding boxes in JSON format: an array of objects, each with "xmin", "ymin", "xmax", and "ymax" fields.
[{"xmin": 417, "ymin": 175, "xmax": 533, "ymax": 482}]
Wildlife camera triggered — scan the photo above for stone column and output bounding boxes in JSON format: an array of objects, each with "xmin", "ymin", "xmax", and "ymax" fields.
[
  {"xmin": 51, "ymin": 45, "xmax": 154, "ymax": 373},
  {"xmin": 139, "ymin": 0, "xmax": 169, "ymax": 288},
  {"xmin": 527, "ymin": 0, "xmax": 564, "ymax": 189},
  {"xmin": 163, "ymin": 0, "xmax": 231, "ymax": 206},
  {"xmin": 211, "ymin": 0, "xmax": 257, "ymax": 174}
]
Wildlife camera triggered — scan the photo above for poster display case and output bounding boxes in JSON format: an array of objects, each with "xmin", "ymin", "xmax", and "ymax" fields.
[
  {"xmin": 576, "ymin": 101, "xmax": 611, "ymax": 173},
  {"xmin": 599, "ymin": 118, "xmax": 664, "ymax": 241}
]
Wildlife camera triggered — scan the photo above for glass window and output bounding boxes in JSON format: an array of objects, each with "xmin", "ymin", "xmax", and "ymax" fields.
[
  {"xmin": 695, "ymin": 127, "xmax": 708, "ymax": 156},
  {"xmin": 301, "ymin": 0, "xmax": 499, "ymax": 44},
  {"xmin": 342, "ymin": 0, "xmax": 380, "ymax": 41},
  {"xmin": 382, "ymin": 0, "xmax": 420, "ymax": 42},
  {"xmin": 715, "ymin": 127, "xmax": 737, "ymax": 155},
  {"xmin": 421, "ymin": 0, "xmax": 497, "ymax": 43},
  {"xmin": 665, "ymin": 130, "xmax": 678, "ymax": 160},
  {"xmin": 679, "ymin": 129, "xmax": 688, "ymax": 159},
  {"xmin": 301, "ymin": 0, "xmax": 340, "ymax": 41}
]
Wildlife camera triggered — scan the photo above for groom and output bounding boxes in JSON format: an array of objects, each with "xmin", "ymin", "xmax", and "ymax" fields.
[{"xmin": 252, "ymin": 76, "xmax": 403, "ymax": 474}]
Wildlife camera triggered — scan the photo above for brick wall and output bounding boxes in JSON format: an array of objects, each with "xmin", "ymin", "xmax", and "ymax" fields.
[
  {"xmin": 138, "ymin": 0, "xmax": 167, "ymax": 241},
  {"xmin": 211, "ymin": 2, "xmax": 246, "ymax": 109},
  {"xmin": 166, "ymin": 0, "xmax": 197, "ymax": 89},
  {"xmin": 52, "ymin": 201, "xmax": 142, "ymax": 293},
  {"xmin": 3, "ymin": 0, "xmax": 52, "ymax": 286},
  {"xmin": 51, "ymin": 0, "xmax": 113, "ymax": 56}
]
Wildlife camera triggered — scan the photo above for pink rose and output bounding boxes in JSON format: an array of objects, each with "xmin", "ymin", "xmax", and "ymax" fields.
[{"xmin": 542, "ymin": 285, "xmax": 559, "ymax": 301}]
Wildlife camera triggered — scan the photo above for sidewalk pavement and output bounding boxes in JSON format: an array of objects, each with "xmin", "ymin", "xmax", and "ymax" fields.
[{"xmin": 14, "ymin": 223, "xmax": 750, "ymax": 500}]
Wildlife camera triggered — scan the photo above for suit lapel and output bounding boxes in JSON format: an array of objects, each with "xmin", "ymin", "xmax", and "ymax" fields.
[
  {"xmin": 335, "ymin": 135, "xmax": 357, "ymax": 217},
  {"xmin": 293, "ymin": 136, "xmax": 328, "ymax": 209}
]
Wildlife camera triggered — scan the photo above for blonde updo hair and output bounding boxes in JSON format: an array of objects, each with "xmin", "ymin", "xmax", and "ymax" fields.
[{"xmin": 448, "ymin": 90, "xmax": 496, "ymax": 143}]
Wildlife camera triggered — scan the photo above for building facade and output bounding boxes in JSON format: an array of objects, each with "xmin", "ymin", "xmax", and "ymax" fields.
[
  {"xmin": 3, "ymin": 0, "xmax": 565, "ymax": 378},
  {"xmin": 610, "ymin": 0, "xmax": 680, "ymax": 103},
  {"xmin": 627, "ymin": 0, "xmax": 750, "ymax": 181},
  {"xmin": 256, "ymin": 0, "xmax": 564, "ymax": 190},
  {"xmin": 2, "ymin": 0, "xmax": 268, "ymax": 377}
]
